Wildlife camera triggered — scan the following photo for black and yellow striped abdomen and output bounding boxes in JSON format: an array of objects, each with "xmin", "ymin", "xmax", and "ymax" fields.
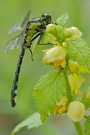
[{"xmin": 11, "ymin": 47, "xmax": 25, "ymax": 107}]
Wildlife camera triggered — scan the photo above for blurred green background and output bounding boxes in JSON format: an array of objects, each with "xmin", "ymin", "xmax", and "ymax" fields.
[{"xmin": 0, "ymin": 0, "xmax": 90, "ymax": 135}]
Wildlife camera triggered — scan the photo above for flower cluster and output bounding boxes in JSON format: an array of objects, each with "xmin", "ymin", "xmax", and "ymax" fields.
[
  {"xmin": 42, "ymin": 20, "xmax": 86, "ymax": 122},
  {"xmin": 42, "ymin": 23, "xmax": 82, "ymax": 71}
]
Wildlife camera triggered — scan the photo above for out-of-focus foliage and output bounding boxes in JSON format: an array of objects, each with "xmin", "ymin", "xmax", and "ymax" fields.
[{"xmin": 0, "ymin": 0, "xmax": 90, "ymax": 135}]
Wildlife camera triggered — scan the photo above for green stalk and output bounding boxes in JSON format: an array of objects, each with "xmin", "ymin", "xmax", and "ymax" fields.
[
  {"xmin": 63, "ymin": 69, "xmax": 72, "ymax": 103},
  {"xmin": 74, "ymin": 122, "xmax": 84, "ymax": 135},
  {"xmin": 63, "ymin": 69, "xmax": 84, "ymax": 135}
]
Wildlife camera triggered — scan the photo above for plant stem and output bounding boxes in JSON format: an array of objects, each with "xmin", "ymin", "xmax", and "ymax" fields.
[
  {"xmin": 63, "ymin": 69, "xmax": 72, "ymax": 103},
  {"xmin": 63, "ymin": 69, "xmax": 84, "ymax": 135},
  {"xmin": 74, "ymin": 122, "xmax": 84, "ymax": 135}
]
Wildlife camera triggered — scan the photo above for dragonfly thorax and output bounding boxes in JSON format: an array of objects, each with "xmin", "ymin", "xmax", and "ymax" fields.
[{"xmin": 24, "ymin": 22, "xmax": 41, "ymax": 48}]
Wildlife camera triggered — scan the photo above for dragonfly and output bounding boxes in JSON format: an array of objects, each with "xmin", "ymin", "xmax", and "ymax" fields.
[{"xmin": 4, "ymin": 11, "xmax": 52, "ymax": 107}]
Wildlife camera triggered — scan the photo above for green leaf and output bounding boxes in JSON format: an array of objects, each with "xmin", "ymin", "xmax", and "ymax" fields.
[
  {"xmin": 66, "ymin": 38, "xmax": 90, "ymax": 70},
  {"xmin": 85, "ymin": 116, "xmax": 90, "ymax": 135},
  {"xmin": 11, "ymin": 112, "xmax": 42, "ymax": 135},
  {"xmin": 81, "ymin": 93, "xmax": 90, "ymax": 109},
  {"xmin": 33, "ymin": 70, "xmax": 66, "ymax": 122},
  {"xmin": 40, "ymin": 31, "xmax": 55, "ymax": 44},
  {"xmin": 56, "ymin": 13, "xmax": 69, "ymax": 26}
]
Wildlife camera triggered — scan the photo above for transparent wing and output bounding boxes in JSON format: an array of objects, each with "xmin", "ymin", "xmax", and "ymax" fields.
[
  {"xmin": 21, "ymin": 10, "xmax": 30, "ymax": 28},
  {"xmin": 4, "ymin": 31, "xmax": 25, "ymax": 53},
  {"xmin": 8, "ymin": 24, "xmax": 22, "ymax": 34},
  {"xmin": 8, "ymin": 11, "xmax": 30, "ymax": 34}
]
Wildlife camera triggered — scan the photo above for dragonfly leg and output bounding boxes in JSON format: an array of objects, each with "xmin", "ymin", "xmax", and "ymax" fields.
[
  {"xmin": 37, "ymin": 33, "xmax": 52, "ymax": 45},
  {"xmin": 31, "ymin": 32, "xmax": 52, "ymax": 45},
  {"xmin": 37, "ymin": 33, "xmax": 43, "ymax": 44},
  {"xmin": 29, "ymin": 48, "xmax": 34, "ymax": 61},
  {"xmin": 30, "ymin": 33, "xmax": 42, "ymax": 42}
]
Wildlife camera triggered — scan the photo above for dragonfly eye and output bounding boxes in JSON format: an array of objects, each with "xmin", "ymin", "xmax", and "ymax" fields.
[
  {"xmin": 42, "ymin": 13, "xmax": 51, "ymax": 19},
  {"xmin": 42, "ymin": 13, "xmax": 52, "ymax": 24}
]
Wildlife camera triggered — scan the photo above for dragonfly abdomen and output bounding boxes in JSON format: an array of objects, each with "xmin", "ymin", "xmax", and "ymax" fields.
[{"xmin": 11, "ymin": 46, "xmax": 25, "ymax": 107}]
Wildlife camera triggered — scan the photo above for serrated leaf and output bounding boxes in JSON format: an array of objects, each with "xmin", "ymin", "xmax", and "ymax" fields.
[
  {"xmin": 56, "ymin": 13, "xmax": 69, "ymax": 26},
  {"xmin": 11, "ymin": 112, "xmax": 42, "ymax": 135},
  {"xmin": 33, "ymin": 70, "xmax": 66, "ymax": 122},
  {"xmin": 85, "ymin": 116, "xmax": 90, "ymax": 135},
  {"xmin": 66, "ymin": 38, "xmax": 90, "ymax": 70}
]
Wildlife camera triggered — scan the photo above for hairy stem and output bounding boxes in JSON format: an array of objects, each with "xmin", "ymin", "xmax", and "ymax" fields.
[
  {"xmin": 63, "ymin": 69, "xmax": 72, "ymax": 103},
  {"xmin": 63, "ymin": 69, "xmax": 84, "ymax": 135},
  {"xmin": 74, "ymin": 122, "xmax": 84, "ymax": 135}
]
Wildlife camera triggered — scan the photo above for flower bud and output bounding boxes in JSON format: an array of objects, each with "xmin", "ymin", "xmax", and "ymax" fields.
[
  {"xmin": 69, "ymin": 27, "xmax": 82, "ymax": 39},
  {"xmin": 69, "ymin": 60, "xmax": 80, "ymax": 73},
  {"xmin": 67, "ymin": 101, "xmax": 85, "ymax": 122},
  {"xmin": 46, "ymin": 24, "xmax": 58, "ymax": 37},
  {"xmin": 62, "ymin": 42, "xmax": 67, "ymax": 48},
  {"xmin": 63, "ymin": 27, "xmax": 73, "ymax": 38}
]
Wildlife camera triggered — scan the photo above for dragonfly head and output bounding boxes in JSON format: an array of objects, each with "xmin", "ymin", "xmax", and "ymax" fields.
[{"xmin": 42, "ymin": 13, "xmax": 52, "ymax": 25}]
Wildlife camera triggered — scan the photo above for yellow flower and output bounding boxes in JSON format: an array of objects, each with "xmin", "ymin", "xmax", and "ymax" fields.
[
  {"xmin": 70, "ymin": 27, "xmax": 82, "ymax": 39},
  {"xmin": 60, "ymin": 59, "xmax": 66, "ymax": 68},
  {"xmin": 62, "ymin": 42, "xmax": 67, "ymax": 48},
  {"xmin": 67, "ymin": 101, "xmax": 85, "ymax": 122},
  {"xmin": 43, "ymin": 46, "xmax": 66, "ymax": 70},
  {"xmin": 65, "ymin": 27, "xmax": 82, "ymax": 40},
  {"xmin": 68, "ymin": 74, "xmax": 85, "ymax": 94},
  {"xmin": 54, "ymin": 96, "xmax": 67, "ymax": 114},
  {"xmin": 69, "ymin": 60, "xmax": 80, "ymax": 73},
  {"xmin": 63, "ymin": 27, "xmax": 73, "ymax": 38}
]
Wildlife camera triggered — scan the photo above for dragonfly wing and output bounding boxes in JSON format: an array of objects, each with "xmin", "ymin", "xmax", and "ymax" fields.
[
  {"xmin": 8, "ymin": 24, "xmax": 22, "ymax": 34},
  {"xmin": 4, "ymin": 11, "xmax": 30, "ymax": 53},
  {"xmin": 4, "ymin": 32, "xmax": 25, "ymax": 53},
  {"xmin": 8, "ymin": 11, "xmax": 30, "ymax": 34},
  {"xmin": 21, "ymin": 11, "xmax": 30, "ymax": 28}
]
